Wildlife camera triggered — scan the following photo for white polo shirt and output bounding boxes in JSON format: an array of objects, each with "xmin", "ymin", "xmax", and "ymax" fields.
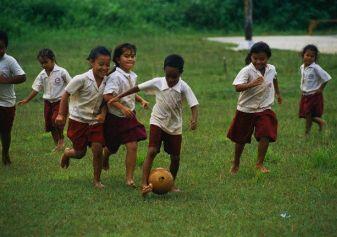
[
  {"xmin": 65, "ymin": 69, "xmax": 106, "ymax": 124},
  {"xmin": 104, "ymin": 67, "xmax": 137, "ymax": 117},
  {"xmin": 233, "ymin": 63, "xmax": 277, "ymax": 113},
  {"xmin": 0, "ymin": 53, "xmax": 25, "ymax": 107},
  {"xmin": 32, "ymin": 64, "xmax": 71, "ymax": 102},
  {"xmin": 138, "ymin": 77, "xmax": 199, "ymax": 135},
  {"xmin": 300, "ymin": 63, "xmax": 331, "ymax": 95}
]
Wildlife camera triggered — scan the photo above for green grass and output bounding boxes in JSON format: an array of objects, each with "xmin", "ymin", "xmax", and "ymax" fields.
[{"xmin": 1, "ymin": 29, "xmax": 337, "ymax": 236}]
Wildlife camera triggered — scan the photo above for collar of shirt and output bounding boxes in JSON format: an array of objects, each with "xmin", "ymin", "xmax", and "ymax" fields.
[
  {"xmin": 42, "ymin": 64, "xmax": 61, "ymax": 76},
  {"xmin": 248, "ymin": 63, "xmax": 271, "ymax": 76},
  {"xmin": 87, "ymin": 69, "xmax": 107, "ymax": 89},
  {"xmin": 0, "ymin": 53, "xmax": 7, "ymax": 61},
  {"xmin": 160, "ymin": 77, "xmax": 182, "ymax": 93},
  {"xmin": 116, "ymin": 67, "xmax": 136, "ymax": 79},
  {"xmin": 301, "ymin": 62, "xmax": 316, "ymax": 70}
]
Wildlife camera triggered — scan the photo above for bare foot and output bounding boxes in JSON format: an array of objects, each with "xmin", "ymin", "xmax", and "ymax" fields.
[
  {"xmin": 126, "ymin": 180, "xmax": 137, "ymax": 188},
  {"xmin": 318, "ymin": 120, "xmax": 326, "ymax": 132},
  {"xmin": 60, "ymin": 149, "xmax": 70, "ymax": 169},
  {"xmin": 102, "ymin": 149, "xmax": 109, "ymax": 171},
  {"xmin": 141, "ymin": 183, "xmax": 153, "ymax": 197},
  {"xmin": 93, "ymin": 181, "xmax": 105, "ymax": 189},
  {"xmin": 170, "ymin": 186, "xmax": 181, "ymax": 193},
  {"xmin": 230, "ymin": 165, "xmax": 239, "ymax": 175},
  {"xmin": 2, "ymin": 155, "xmax": 11, "ymax": 166},
  {"xmin": 256, "ymin": 164, "xmax": 270, "ymax": 173}
]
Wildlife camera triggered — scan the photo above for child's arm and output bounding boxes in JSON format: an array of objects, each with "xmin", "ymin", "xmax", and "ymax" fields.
[
  {"xmin": 104, "ymin": 93, "xmax": 136, "ymax": 118},
  {"xmin": 0, "ymin": 74, "xmax": 26, "ymax": 84},
  {"xmin": 190, "ymin": 105, "xmax": 199, "ymax": 130},
  {"xmin": 135, "ymin": 94, "xmax": 149, "ymax": 109},
  {"xmin": 317, "ymin": 81, "xmax": 328, "ymax": 93},
  {"xmin": 96, "ymin": 103, "xmax": 107, "ymax": 123},
  {"xmin": 107, "ymin": 86, "xmax": 140, "ymax": 105},
  {"xmin": 235, "ymin": 76, "xmax": 264, "ymax": 92},
  {"xmin": 17, "ymin": 90, "xmax": 38, "ymax": 106},
  {"xmin": 55, "ymin": 92, "xmax": 70, "ymax": 126},
  {"xmin": 273, "ymin": 77, "xmax": 282, "ymax": 104}
]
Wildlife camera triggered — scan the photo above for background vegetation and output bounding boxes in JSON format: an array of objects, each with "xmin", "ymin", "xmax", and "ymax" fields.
[{"xmin": 1, "ymin": 0, "xmax": 337, "ymax": 35}]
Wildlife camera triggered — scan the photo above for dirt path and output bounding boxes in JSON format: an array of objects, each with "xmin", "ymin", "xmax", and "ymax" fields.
[{"xmin": 207, "ymin": 35, "xmax": 337, "ymax": 54}]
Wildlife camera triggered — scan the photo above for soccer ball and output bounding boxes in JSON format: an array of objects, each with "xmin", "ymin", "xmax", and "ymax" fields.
[{"xmin": 148, "ymin": 168, "xmax": 174, "ymax": 195}]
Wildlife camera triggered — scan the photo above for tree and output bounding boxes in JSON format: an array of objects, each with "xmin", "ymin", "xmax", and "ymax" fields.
[{"xmin": 244, "ymin": 0, "xmax": 253, "ymax": 41}]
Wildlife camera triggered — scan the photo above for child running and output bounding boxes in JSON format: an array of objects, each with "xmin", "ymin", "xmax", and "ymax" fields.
[
  {"xmin": 102, "ymin": 43, "xmax": 148, "ymax": 187},
  {"xmin": 109, "ymin": 54, "xmax": 199, "ymax": 196},
  {"xmin": 227, "ymin": 42, "xmax": 282, "ymax": 174},
  {"xmin": 18, "ymin": 48, "xmax": 71, "ymax": 151},
  {"xmin": 299, "ymin": 44, "xmax": 331, "ymax": 135},
  {"xmin": 55, "ymin": 46, "xmax": 111, "ymax": 189},
  {"xmin": 0, "ymin": 30, "xmax": 26, "ymax": 165}
]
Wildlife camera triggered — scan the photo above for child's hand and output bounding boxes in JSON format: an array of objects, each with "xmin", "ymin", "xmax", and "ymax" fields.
[
  {"xmin": 140, "ymin": 99, "xmax": 149, "ymax": 109},
  {"xmin": 121, "ymin": 107, "xmax": 134, "ymax": 118},
  {"xmin": 276, "ymin": 94, "xmax": 282, "ymax": 104},
  {"xmin": 96, "ymin": 114, "xmax": 106, "ymax": 123},
  {"xmin": 107, "ymin": 96, "xmax": 120, "ymax": 106},
  {"xmin": 251, "ymin": 76, "xmax": 264, "ymax": 87},
  {"xmin": 190, "ymin": 119, "xmax": 198, "ymax": 130},
  {"xmin": 17, "ymin": 99, "xmax": 29, "ymax": 106},
  {"xmin": 55, "ymin": 114, "xmax": 66, "ymax": 126}
]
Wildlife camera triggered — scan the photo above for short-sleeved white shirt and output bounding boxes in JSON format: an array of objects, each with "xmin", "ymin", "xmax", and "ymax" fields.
[
  {"xmin": 0, "ymin": 54, "xmax": 25, "ymax": 107},
  {"xmin": 65, "ymin": 69, "xmax": 107, "ymax": 124},
  {"xmin": 138, "ymin": 77, "xmax": 199, "ymax": 135},
  {"xmin": 104, "ymin": 67, "xmax": 137, "ymax": 117},
  {"xmin": 32, "ymin": 64, "xmax": 71, "ymax": 102},
  {"xmin": 233, "ymin": 63, "xmax": 277, "ymax": 113},
  {"xmin": 300, "ymin": 62, "xmax": 331, "ymax": 95}
]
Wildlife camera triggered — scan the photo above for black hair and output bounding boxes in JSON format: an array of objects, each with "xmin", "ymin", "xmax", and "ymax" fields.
[
  {"xmin": 0, "ymin": 30, "xmax": 8, "ymax": 48},
  {"xmin": 245, "ymin": 41, "xmax": 272, "ymax": 65},
  {"xmin": 301, "ymin": 44, "xmax": 319, "ymax": 62},
  {"xmin": 37, "ymin": 48, "xmax": 56, "ymax": 61},
  {"xmin": 164, "ymin": 54, "xmax": 184, "ymax": 73},
  {"xmin": 87, "ymin": 46, "xmax": 111, "ymax": 61}
]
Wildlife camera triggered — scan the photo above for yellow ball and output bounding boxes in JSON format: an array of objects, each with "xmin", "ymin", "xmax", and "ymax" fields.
[{"xmin": 148, "ymin": 168, "xmax": 174, "ymax": 195}]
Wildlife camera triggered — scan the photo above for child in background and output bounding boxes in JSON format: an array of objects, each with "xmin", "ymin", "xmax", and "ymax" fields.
[
  {"xmin": 18, "ymin": 48, "xmax": 71, "ymax": 151},
  {"xmin": 0, "ymin": 30, "xmax": 26, "ymax": 165},
  {"xmin": 109, "ymin": 54, "xmax": 199, "ymax": 196},
  {"xmin": 102, "ymin": 43, "xmax": 148, "ymax": 187},
  {"xmin": 227, "ymin": 42, "xmax": 282, "ymax": 174},
  {"xmin": 55, "ymin": 46, "xmax": 111, "ymax": 189},
  {"xmin": 299, "ymin": 44, "xmax": 331, "ymax": 135}
]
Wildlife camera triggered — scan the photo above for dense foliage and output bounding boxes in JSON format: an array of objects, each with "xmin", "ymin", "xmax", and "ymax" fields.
[{"xmin": 1, "ymin": 0, "xmax": 336, "ymax": 35}]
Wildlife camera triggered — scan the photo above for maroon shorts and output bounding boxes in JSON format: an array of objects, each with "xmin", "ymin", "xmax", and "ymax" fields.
[
  {"xmin": 104, "ymin": 113, "xmax": 147, "ymax": 154},
  {"xmin": 149, "ymin": 124, "xmax": 182, "ymax": 156},
  {"xmin": 44, "ymin": 100, "xmax": 64, "ymax": 132},
  {"xmin": 299, "ymin": 93, "xmax": 324, "ymax": 118},
  {"xmin": 227, "ymin": 109, "xmax": 278, "ymax": 144},
  {"xmin": 0, "ymin": 106, "xmax": 16, "ymax": 133},
  {"xmin": 67, "ymin": 119, "xmax": 105, "ymax": 151}
]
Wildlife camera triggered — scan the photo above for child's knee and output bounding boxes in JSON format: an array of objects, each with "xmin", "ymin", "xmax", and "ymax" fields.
[{"xmin": 148, "ymin": 147, "xmax": 158, "ymax": 158}]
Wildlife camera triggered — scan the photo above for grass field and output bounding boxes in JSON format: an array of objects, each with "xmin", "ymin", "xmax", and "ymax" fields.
[{"xmin": 1, "ymin": 29, "xmax": 336, "ymax": 236}]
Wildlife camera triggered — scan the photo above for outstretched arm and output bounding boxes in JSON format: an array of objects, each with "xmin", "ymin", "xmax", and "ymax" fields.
[
  {"xmin": 107, "ymin": 86, "xmax": 140, "ymax": 105},
  {"xmin": 273, "ymin": 77, "xmax": 282, "ymax": 104},
  {"xmin": 18, "ymin": 90, "xmax": 38, "ymax": 105},
  {"xmin": 135, "ymin": 94, "xmax": 149, "ymax": 109},
  {"xmin": 190, "ymin": 105, "xmax": 199, "ymax": 130},
  {"xmin": 0, "ymin": 74, "xmax": 26, "ymax": 84}
]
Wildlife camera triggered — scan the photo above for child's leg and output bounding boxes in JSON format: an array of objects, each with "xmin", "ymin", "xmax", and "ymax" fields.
[
  {"xmin": 91, "ymin": 142, "xmax": 104, "ymax": 189},
  {"xmin": 230, "ymin": 143, "xmax": 245, "ymax": 174},
  {"xmin": 312, "ymin": 117, "xmax": 326, "ymax": 131},
  {"xmin": 125, "ymin": 141, "xmax": 137, "ymax": 186},
  {"xmin": 1, "ymin": 131, "xmax": 12, "ymax": 165},
  {"xmin": 102, "ymin": 147, "xmax": 111, "ymax": 170},
  {"xmin": 60, "ymin": 148, "xmax": 86, "ymax": 169},
  {"xmin": 305, "ymin": 114, "xmax": 313, "ymax": 135},
  {"xmin": 256, "ymin": 137, "xmax": 270, "ymax": 173},
  {"xmin": 141, "ymin": 147, "xmax": 158, "ymax": 194},
  {"xmin": 169, "ymin": 154, "xmax": 181, "ymax": 192}
]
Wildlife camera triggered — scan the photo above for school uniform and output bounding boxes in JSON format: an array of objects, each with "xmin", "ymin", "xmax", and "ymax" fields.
[
  {"xmin": 103, "ymin": 67, "xmax": 146, "ymax": 154},
  {"xmin": 138, "ymin": 77, "xmax": 199, "ymax": 155},
  {"xmin": 32, "ymin": 64, "xmax": 71, "ymax": 131},
  {"xmin": 65, "ymin": 69, "xmax": 106, "ymax": 151},
  {"xmin": 227, "ymin": 63, "xmax": 278, "ymax": 144},
  {"xmin": 299, "ymin": 63, "xmax": 331, "ymax": 118},
  {"xmin": 0, "ymin": 53, "xmax": 25, "ymax": 133}
]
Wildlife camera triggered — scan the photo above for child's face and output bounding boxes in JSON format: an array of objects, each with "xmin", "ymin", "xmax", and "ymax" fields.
[
  {"xmin": 251, "ymin": 52, "xmax": 268, "ymax": 70},
  {"xmin": 38, "ymin": 56, "xmax": 55, "ymax": 72},
  {"xmin": 0, "ymin": 40, "xmax": 6, "ymax": 58},
  {"xmin": 91, "ymin": 54, "xmax": 111, "ymax": 80},
  {"xmin": 117, "ymin": 49, "xmax": 136, "ymax": 72},
  {"xmin": 303, "ymin": 49, "xmax": 316, "ymax": 66},
  {"xmin": 164, "ymin": 66, "xmax": 181, "ymax": 87}
]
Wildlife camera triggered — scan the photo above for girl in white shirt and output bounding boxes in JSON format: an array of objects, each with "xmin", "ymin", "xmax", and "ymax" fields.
[
  {"xmin": 299, "ymin": 44, "xmax": 331, "ymax": 135},
  {"xmin": 19, "ymin": 48, "xmax": 71, "ymax": 151}
]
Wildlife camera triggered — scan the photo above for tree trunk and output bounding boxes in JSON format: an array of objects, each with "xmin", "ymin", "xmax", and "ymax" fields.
[{"xmin": 244, "ymin": 0, "xmax": 253, "ymax": 41}]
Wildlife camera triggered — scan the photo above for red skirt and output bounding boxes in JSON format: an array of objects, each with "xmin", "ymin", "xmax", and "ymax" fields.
[
  {"xmin": 299, "ymin": 92, "xmax": 324, "ymax": 118},
  {"xmin": 44, "ymin": 100, "xmax": 64, "ymax": 132}
]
